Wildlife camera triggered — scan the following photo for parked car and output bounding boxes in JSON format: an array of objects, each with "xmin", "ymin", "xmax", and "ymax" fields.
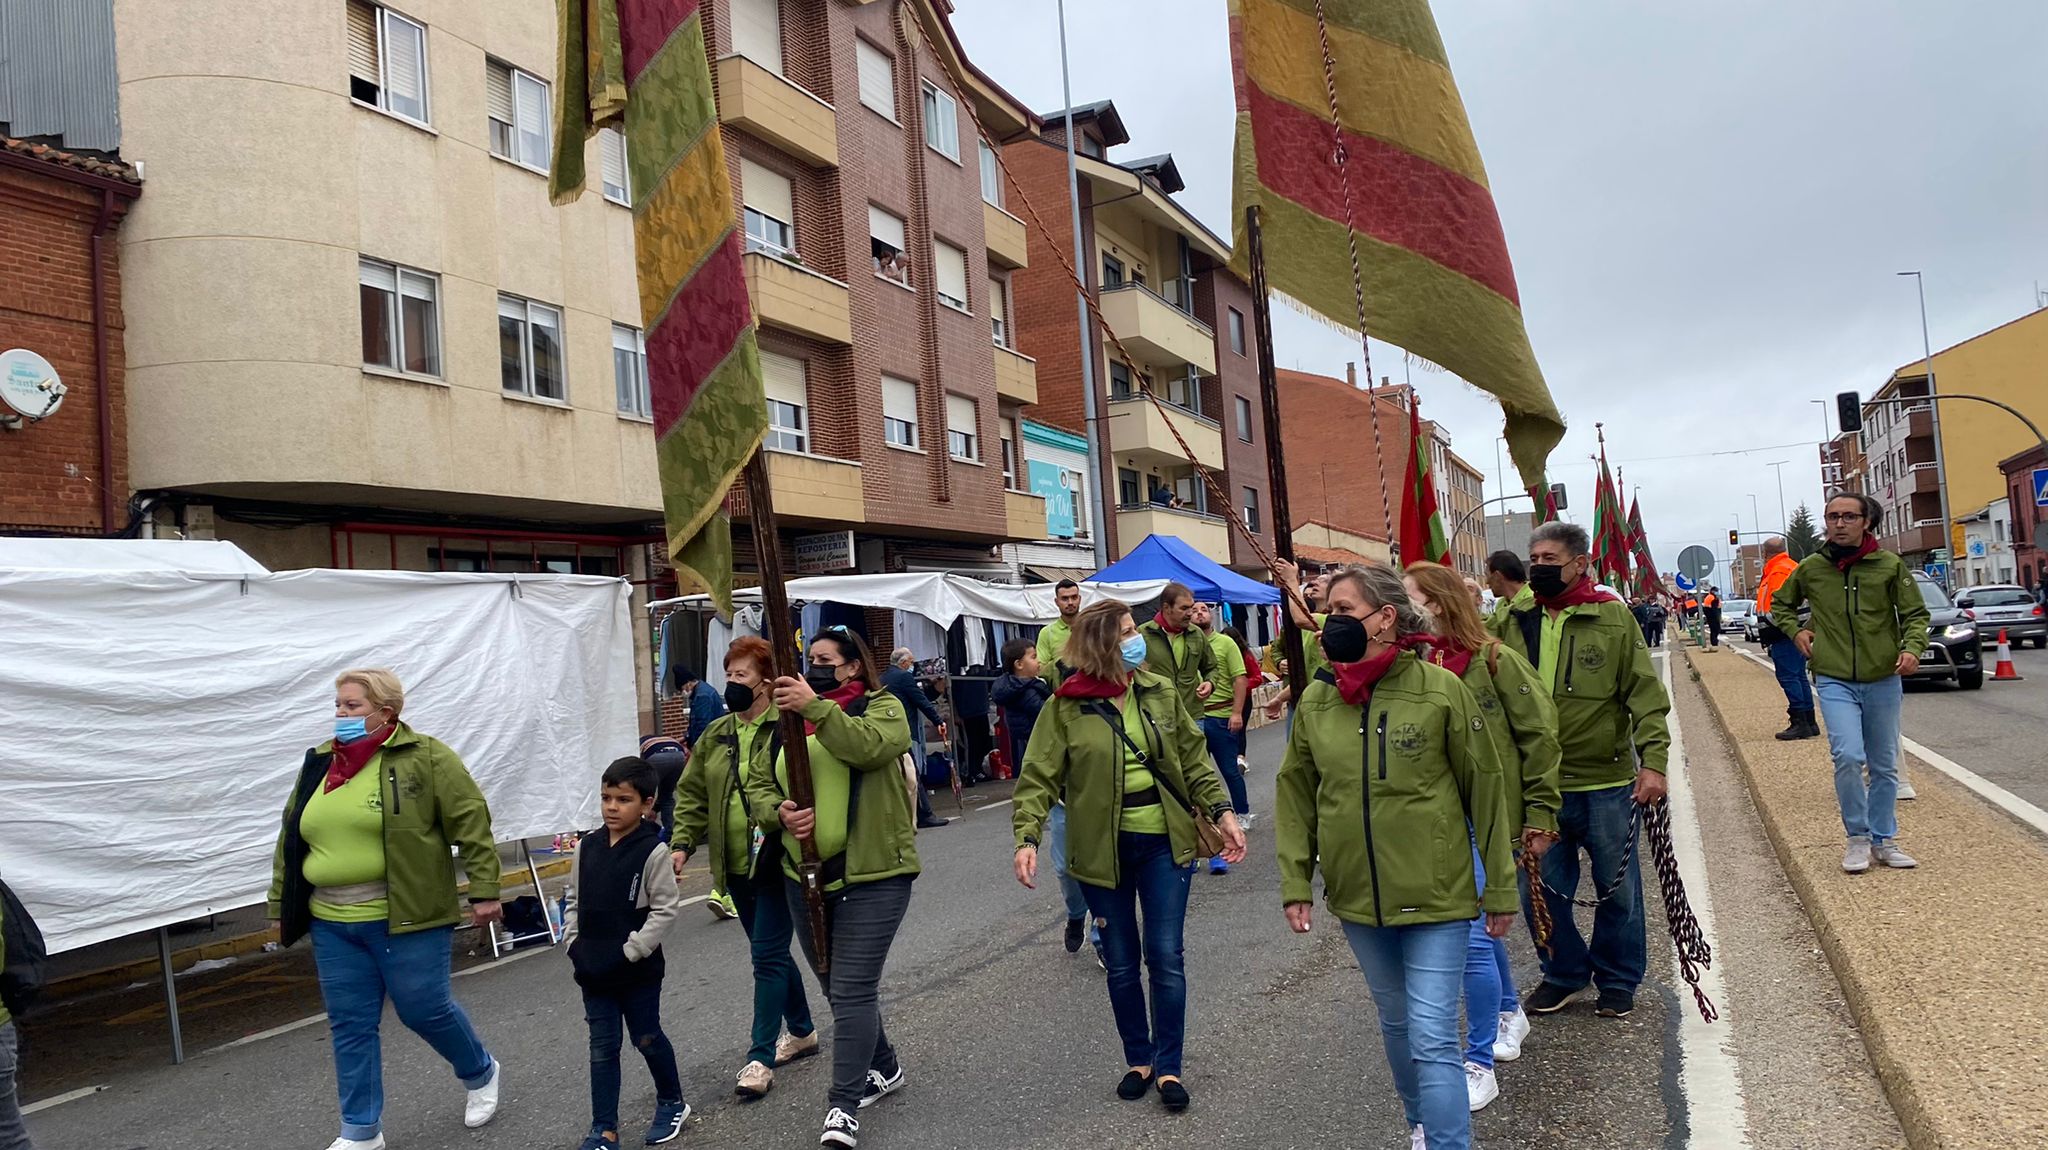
[
  {"xmin": 1954, "ymin": 584, "xmax": 2047, "ymax": 649},
  {"xmin": 1911, "ymin": 573, "xmax": 1983, "ymax": 690},
  {"xmin": 1720, "ymin": 598, "xmax": 1755, "ymax": 637}
]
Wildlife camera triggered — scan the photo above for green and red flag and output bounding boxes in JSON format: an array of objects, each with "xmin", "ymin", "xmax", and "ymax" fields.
[
  {"xmin": 1589, "ymin": 437, "xmax": 1631, "ymax": 589},
  {"xmin": 1527, "ymin": 480, "xmax": 1559, "ymax": 525},
  {"xmin": 1627, "ymin": 496, "xmax": 1662, "ymax": 599},
  {"xmin": 1227, "ymin": 0, "xmax": 1564, "ymax": 495},
  {"xmin": 1398, "ymin": 398, "xmax": 1450, "ymax": 566},
  {"xmin": 551, "ymin": 0, "xmax": 764, "ymax": 616}
]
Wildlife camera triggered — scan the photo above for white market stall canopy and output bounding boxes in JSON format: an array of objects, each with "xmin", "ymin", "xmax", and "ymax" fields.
[
  {"xmin": 0, "ymin": 536, "xmax": 270, "ymax": 573},
  {"xmin": 648, "ymin": 571, "xmax": 1170, "ymax": 628},
  {"xmin": 0, "ymin": 567, "xmax": 635, "ymax": 953}
]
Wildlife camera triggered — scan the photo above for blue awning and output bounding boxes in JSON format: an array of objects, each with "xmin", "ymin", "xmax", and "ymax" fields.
[{"xmin": 1088, "ymin": 534, "xmax": 1279, "ymax": 605}]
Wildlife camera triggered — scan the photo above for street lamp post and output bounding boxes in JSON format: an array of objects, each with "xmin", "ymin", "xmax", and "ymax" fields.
[
  {"xmin": 1058, "ymin": 0, "xmax": 1108, "ymax": 569},
  {"xmin": 1766, "ymin": 461, "xmax": 1790, "ymax": 535},
  {"xmin": 1899, "ymin": 271, "xmax": 1954, "ymax": 573}
]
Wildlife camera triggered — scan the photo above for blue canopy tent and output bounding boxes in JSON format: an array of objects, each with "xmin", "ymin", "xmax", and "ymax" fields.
[{"xmin": 1088, "ymin": 534, "xmax": 1280, "ymax": 605}]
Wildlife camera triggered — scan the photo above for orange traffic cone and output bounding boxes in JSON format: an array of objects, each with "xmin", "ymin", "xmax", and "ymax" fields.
[{"xmin": 1991, "ymin": 629, "xmax": 2024, "ymax": 681}]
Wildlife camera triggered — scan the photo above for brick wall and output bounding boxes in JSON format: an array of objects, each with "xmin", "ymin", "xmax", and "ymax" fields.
[
  {"xmin": 0, "ymin": 162, "xmax": 129, "ymax": 533},
  {"xmin": 1195, "ymin": 268, "xmax": 1270, "ymax": 570},
  {"xmin": 1276, "ymin": 368, "xmax": 1405, "ymax": 547}
]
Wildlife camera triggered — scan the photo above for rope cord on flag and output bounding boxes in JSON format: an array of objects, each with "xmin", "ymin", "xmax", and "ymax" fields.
[
  {"xmin": 956, "ymin": 80, "xmax": 1315, "ymax": 622},
  {"xmin": 1310, "ymin": 0, "xmax": 1394, "ymax": 549}
]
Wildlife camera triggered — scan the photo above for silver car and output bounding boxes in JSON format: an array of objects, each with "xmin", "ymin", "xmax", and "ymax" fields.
[{"xmin": 1954, "ymin": 584, "xmax": 2047, "ymax": 648}]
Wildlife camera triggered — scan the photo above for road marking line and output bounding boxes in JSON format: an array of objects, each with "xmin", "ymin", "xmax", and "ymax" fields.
[
  {"xmin": 1726, "ymin": 646, "xmax": 2048, "ymax": 836},
  {"xmin": 21, "ymin": 1084, "xmax": 108, "ymax": 1114},
  {"xmin": 973, "ymin": 798, "xmax": 1014, "ymax": 813},
  {"xmin": 206, "ymin": 1012, "xmax": 328, "ymax": 1054},
  {"xmin": 1661, "ymin": 653, "xmax": 1753, "ymax": 1149}
]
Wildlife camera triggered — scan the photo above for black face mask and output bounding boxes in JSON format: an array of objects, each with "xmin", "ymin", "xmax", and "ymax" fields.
[
  {"xmin": 1319, "ymin": 613, "xmax": 1370, "ymax": 664},
  {"xmin": 724, "ymin": 680, "xmax": 758, "ymax": 713},
  {"xmin": 805, "ymin": 666, "xmax": 844, "ymax": 696},
  {"xmin": 1528, "ymin": 563, "xmax": 1571, "ymax": 600}
]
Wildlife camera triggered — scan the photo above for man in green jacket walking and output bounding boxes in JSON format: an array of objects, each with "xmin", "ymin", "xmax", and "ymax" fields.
[
  {"xmin": 1769, "ymin": 492, "xmax": 1930, "ymax": 874},
  {"xmin": 1036, "ymin": 579, "xmax": 1083, "ymax": 688},
  {"xmin": 1138, "ymin": 582, "xmax": 1215, "ymax": 718},
  {"xmin": 1498, "ymin": 523, "xmax": 1672, "ymax": 1020}
]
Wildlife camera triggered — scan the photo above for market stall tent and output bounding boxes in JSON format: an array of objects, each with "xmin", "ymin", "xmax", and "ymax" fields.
[{"xmin": 1086, "ymin": 534, "xmax": 1280, "ymax": 604}]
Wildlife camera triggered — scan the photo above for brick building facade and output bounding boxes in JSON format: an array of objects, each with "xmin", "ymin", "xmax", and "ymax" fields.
[
  {"xmin": 0, "ymin": 138, "xmax": 139, "ymax": 535},
  {"xmin": 1276, "ymin": 366, "xmax": 1405, "ymax": 551}
]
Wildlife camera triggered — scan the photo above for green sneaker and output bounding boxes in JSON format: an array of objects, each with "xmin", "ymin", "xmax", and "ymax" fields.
[{"xmin": 708, "ymin": 891, "xmax": 739, "ymax": 921}]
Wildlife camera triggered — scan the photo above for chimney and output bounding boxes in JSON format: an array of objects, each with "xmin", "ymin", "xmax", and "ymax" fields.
[{"xmin": 1346, "ymin": 362, "xmax": 1357, "ymax": 389}]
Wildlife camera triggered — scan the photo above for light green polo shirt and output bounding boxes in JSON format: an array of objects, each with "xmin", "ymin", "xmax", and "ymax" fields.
[{"xmin": 302, "ymin": 765, "xmax": 388, "ymax": 923}]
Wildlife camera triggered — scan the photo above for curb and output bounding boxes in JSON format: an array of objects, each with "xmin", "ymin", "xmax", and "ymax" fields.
[{"xmin": 47, "ymin": 857, "xmax": 574, "ymax": 999}]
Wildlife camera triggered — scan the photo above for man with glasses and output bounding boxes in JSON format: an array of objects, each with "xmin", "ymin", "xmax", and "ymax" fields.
[{"xmin": 1767, "ymin": 493, "xmax": 1929, "ymax": 873}]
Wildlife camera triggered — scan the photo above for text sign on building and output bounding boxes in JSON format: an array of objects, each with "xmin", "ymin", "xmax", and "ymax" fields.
[
  {"xmin": 2034, "ymin": 468, "xmax": 2048, "ymax": 508},
  {"xmin": 1028, "ymin": 461, "xmax": 1075, "ymax": 539},
  {"xmin": 793, "ymin": 531, "xmax": 855, "ymax": 574}
]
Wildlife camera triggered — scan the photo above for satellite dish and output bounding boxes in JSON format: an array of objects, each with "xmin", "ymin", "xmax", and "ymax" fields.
[
  {"xmin": 1677, "ymin": 545, "xmax": 1716, "ymax": 583},
  {"xmin": 0, "ymin": 349, "xmax": 65, "ymax": 423}
]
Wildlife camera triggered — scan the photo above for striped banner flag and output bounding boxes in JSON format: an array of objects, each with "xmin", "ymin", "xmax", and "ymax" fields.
[
  {"xmin": 1628, "ymin": 496, "xmax": 1664, "ymax": 599},
  {"xmin": 1228, "ymin": 0, "xmax": 1565, "ymax": 494},
  {"xmin": 551, "ymin": 0, "xmax": 765, "ymax": 616},
  {"xmin": 1399, "ymin": 398, "xmax": 1450, "ymax": 565}
]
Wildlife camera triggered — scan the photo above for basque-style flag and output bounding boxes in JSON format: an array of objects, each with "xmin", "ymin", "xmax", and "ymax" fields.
[
  {"xmin": 1527, "ymin": 480, "xmax": 1560, "ymax": 525},
  {"xmin": 1590, "ymin": 441, "xmax": 1631, "ymax": 589},
  {"xmin": 552, "ymin": 0, "xmax": 765, "ymax": 615},
  {"xmin": 1228, "ymin": 0, "xmax": 1564, "ymax": 494},
  {"xmin": 1627, "ymin": 497, "xmax": 1662, "ymax": 598},
  {"xmin": 1399, "ymin": 398, "xmax": 1450, "ymax": 566}
]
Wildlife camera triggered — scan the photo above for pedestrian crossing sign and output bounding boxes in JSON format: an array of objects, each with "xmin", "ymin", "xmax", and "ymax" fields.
[{"xmin": 2033, "ymin": 467, "xmax": 2048, "ymax": 508}]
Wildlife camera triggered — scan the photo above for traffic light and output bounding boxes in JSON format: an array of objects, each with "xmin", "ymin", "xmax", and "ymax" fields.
[
  {"xmin": 1549, "ymin": 483, "xmax": 1568, "ymax": 511},
  {"xmin": 1836, "ymin": 391, "xmax": 1863, "ymax": 434},
  {"xmin": 1728, "ymin": 529, "xmax": 1740, "ymax": 546}
]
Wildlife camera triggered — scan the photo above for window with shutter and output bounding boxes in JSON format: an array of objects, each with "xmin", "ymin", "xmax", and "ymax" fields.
[
  {"xmin": 359, "ymin": 258, "xmax": 398, "ymax": 370},
  {"xmin": 347, "ymin": 1, "xmax": 380, "ymax": 102},
  {"xmin": 600, "ymin": 128, "xmax": 630, "ymax": 205},
  {"xmin": 514, "ymin": 71, "xmax": 551, "ymax": 171},
  {"xmin": 360, "ymin": 257, "xmax": 443, "ymax": 379},
  {"xmin": 934, "ymin": 241, "xmax": 968, "ymax": 311},
  {"xmin": 856, "ymin": 40, "xmax": 895, "ymax": 120},
  {"xmin": 921, "ymin": 81, "xmax": 959, "ymax": 160},
  {"xmin": 978, "ymin": 139, "xmax": 1003, "ymax": 207},
  {"xmin": 379, "ymin": 10, "xmax": 428, "ymax": 123},
  {"xmin": 486, "ymin": 61, "xmax": 515, "ymax": 157},
  {"xmin": 761, "ymin": 351, "xmax": 808, "ymax": 452},
  {"xmin": 870, "ymin": 206, "xmax": 909, "ymax": 285},
  {"xmin": 731, "ymin": 0, "xmax": 784, "ymax": 76},
  {"xmin": 742, "ymin": 160, "xmax": 796, "ymax": 257},
  {"xmin": 945, "ymin": 393, "xmax": 977, "ymax": 461},
  {"xmin": 1234, "ymin": 395, "xmax": 1254, "ymax": 443},
  {"xmin": 988, "ymin": 277, "xmax": 1007, "ymax": 345},
  {"xmin": 882, "ymin": 375, "xmax": 918, "ymax": 448},
  {"xmin": 500, "ymin": 294, "xmax": 567, "ymax": 401}
]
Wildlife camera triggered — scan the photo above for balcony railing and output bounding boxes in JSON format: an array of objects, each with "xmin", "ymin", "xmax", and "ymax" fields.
[{"xmin": 1098, "ymin": 281, "xmax": 1217, "ymax": 374}]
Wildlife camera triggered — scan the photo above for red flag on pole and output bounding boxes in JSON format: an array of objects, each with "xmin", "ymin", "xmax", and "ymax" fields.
[{"xmin": 1399, "ymin": 398, "xmax": 1451, "ymax": 566}]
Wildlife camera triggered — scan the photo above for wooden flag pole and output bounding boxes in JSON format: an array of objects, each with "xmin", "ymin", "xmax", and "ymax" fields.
[
  {"xmin": 740, "ymin": 448, "xmax": 830, "ymax": 976},
  {"xmin": 1245, "ymin": 205, "xmax": 1308, "ymax": 702}
]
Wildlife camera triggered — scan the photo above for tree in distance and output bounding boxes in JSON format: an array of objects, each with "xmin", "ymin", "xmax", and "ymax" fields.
[{"xmin": 1787, "ymin": 504, "xmax": 1822, "ymax": 560}]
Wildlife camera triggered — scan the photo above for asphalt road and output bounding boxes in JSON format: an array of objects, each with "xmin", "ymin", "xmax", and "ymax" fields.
[
  {"xmin": 22, "ymin": 656, "xmax": 1902, "ymax": 1149},
  {"xmin": 1897, "ymin": 641, "xmax": 2048, "ymax": 816}
]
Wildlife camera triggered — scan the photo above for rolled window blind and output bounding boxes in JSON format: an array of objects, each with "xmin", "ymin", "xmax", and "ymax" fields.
[
  {"xmin": 346, "ymin": 1, "xmax": 379, "ymax": 85},
  {"xmin": 485, "ymin": 60, "xmax": 515, "ymax": 124}
]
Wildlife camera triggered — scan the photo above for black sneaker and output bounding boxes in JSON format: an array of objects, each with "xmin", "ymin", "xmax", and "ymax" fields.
[
  {"xmin": 916, "ymin": 817, "xmax": 950, "ymax": 829},
  {"xmin": 1524, "ymin": 982, "xmax": 1582, "ymax": 1015},
  {"xmin": 1116, "ymin": 1070, "xmax": 1153, "ymax": 1101},
  {"xmin": 1064, "ymin": 917, "xmax": 1086, "ymax": 954},
  {"xmin": 1595, "ymin": 990, "xmax": 1635, "ymax": 1018},
  {"xmin": 1157, "ymin": 1077, "xmax": 1190, "ymax": 1112},
  {"xmin": 857, "ymin": 1066, "xmax": 905, "ymax": 1109},
  {"xmin": 819, "ymin": 1108, "xmax": 859, "ymax": 1148}
]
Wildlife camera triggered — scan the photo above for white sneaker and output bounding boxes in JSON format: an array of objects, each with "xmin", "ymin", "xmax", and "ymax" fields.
[
  {"xmin": 1896, "ymin": 779, "xmax": 1917, "ymax": 800},
  {"xmin": 1410, "ymin": 1123, "xmax": 1428, "ymax": 1149},
  {"xmin": 1842, "ymin": 837, "xmax": 1872, "ymax": 874},
  {"xmin": 463, "ymin": 1058, "xmax": 501, "ymax": 1128},
  {"xmin": 1493, "ymin": 1008, "xmax": 1530, "ymax": 1062},
  {"xmin": 1872, "ymin": 842, "xmax": 1918, "ymax": 869},
  {"xmin": 324, "ymin": 1138, "xmax": 385, "ymax": 1150},
  {"xmin": 1464, "ymin": 1061, "xmax": 1500, "ymax": 1111},
  {"xmin": 820, "ymin": 1107, "xmax": 860, "ymax": 1147}
]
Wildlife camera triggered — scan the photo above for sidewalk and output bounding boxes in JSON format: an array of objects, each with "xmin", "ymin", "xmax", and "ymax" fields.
[{"xmin": 1686, "ymin": 642, "xmax": 2048, "ymax": 1150}]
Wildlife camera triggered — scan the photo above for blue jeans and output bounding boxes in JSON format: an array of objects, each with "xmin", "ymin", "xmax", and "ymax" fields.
[
  {"xmin": 1343, "ymin": 919, "xmax": 1470, "ymax": 1150},
  {"xmin": 583, "ymin": 978, "xmax": 683, "ymax": 1131},
  {"xmin": 1202, "ymin": 715, "xmax": 1250, "ymax": 815},
  {"xmin": 1462, "ymin": 842, "xmax": 1515, "ymax": 1068},
  {"xmin": 1814, "ymin": 674, "xmax": 1904, "ymax": 844},
  {"xmin": 310, "ymin": 919, "xmax": 495, "ymax": 1141},
  {"xmin": 1768, "ymin": 639, "xmax": 1815, "ymax": 711},
  {"xmin": 0, "ymin": 1022, "xmax": 27, "ymax": 1150},
  {"xmin": 729, "ymin": 867, "xmax": 814, "ymax": 1067},
  {"xmin": 1044, "ymin": 804, "xmax": 1093, "ymax": 929},
  {"xmin": 1526, "ymin": 783, "xmax": 1646, "ymax": 996},
  {"xmin": 1079, "ymin": 832, "xmax": 1193, "ymax": 1077}
]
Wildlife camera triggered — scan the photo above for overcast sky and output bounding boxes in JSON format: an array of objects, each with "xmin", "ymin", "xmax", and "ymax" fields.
[{"xmin": 949, "ymin": 0, "xmax": 2048, "ymax": 580}]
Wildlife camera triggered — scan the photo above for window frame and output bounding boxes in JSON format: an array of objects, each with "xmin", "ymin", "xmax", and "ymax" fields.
[
  {"xmin": 989, "ymin": 275, "xmax": 1009, "ymax": 346},
  {"xmin": 612, "ymin": 323, "xmax": 650, "ymax": 419},
  {"xmin": 761, "ymin": 350, "xmax": 810, "ymax": 454},
  {"xmin": 1242, "ymin": 486, "xmax": 1261, "ymax": 534},
  {"xmin": 882, "ymin": 374, "xmax": 919, "ymax": 449},
  {"xmin": 741, "ymin": 159, "xmax": 798, "ymax": 260},
  {"xmin": 1234, "ymin": 394, "xmax": 1254, "ymax": 443},
  {"xmin": 358, "ymin": 256, "xmax": 443, "ymax": 380},
  {"xmin": 349, "ymin": 3, "xmax": 433, "ymax": 128},
  {"xmin": 945, "ymin": 392, "xmax": 978, "ymax": 462},
  {"xmin": 933, "ymin": 239, "xmax": 970, "ymax": 313},
  {"xmin": 1228, "ymin": 307, "xmax": 1246, "ymax": 356},
  {"xmin": 499, "ymin": 293, "xmax": 568, "ymax": 403},
  {"xmin": 978, "ymin": 138, "xmax": 1003, "ymax": 207},
  {"xmin": 1117, "ymin": 467, "xmax": 1141, "ymax": 507},
  {"xmin": 1102, "ymin": 253, "xmax": 1124, "ymax": 289},
  {"xmin": 487, "ymin": 59, "xmax": 553, "ymax": 174},
  {"xmin": 599, "ymin": 126, "xmax": 631, "ymax": 206},
  {"xmin": 870, "ymin": 204, "xmax": 911, "ymax": 287},
  {"xmin": 921, "ymin": 80, "xmax": 960, "ymax": 162},
  {"xmin": 855, "ymin": 38, "xmax": 897, "ymax": 122},
  {"xmin": 1108, "ymin": 360, "xmax": 1134, "ymax": 400}
]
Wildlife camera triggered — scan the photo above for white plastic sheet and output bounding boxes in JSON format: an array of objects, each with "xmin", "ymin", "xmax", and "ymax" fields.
[
  {"xmin": 0, "ymin": 569, "xmax": 635, "ymax": 953},
  {"xmin": 0, "ymin": 537, "xmax": 269, "ymax": 573},
  {"xmin": 649, "ymin": 572, "xmax": 1169, "ymax": 628}
]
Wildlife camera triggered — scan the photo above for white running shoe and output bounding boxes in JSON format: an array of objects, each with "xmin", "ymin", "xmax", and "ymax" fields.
[
  {"xmin": 323, "ymin": 1138, "xmax": 384, "ymax": 1150},
  {"xmin": 1410, "ymin": 1123, "xmax": 1428, "ymax": 1149},
  {"xmin": 463, "ymin": 1058, "xmax": 502, "ymax": 1128},
  {"xmin": 1493, "ymin": 1008, "xmax": 1530, "ymax": 1062},
  {"xmin": 1465, "ymin": 1061, "xmax": 1500, "ymax": 1111},
  {"xmin": 1896, "ymin": 779, "xmax": 1917, "ymax": 800}
]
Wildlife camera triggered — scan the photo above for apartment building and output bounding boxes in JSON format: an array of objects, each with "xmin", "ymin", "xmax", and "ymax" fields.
[
  {"xmin": 1001, "ymin": 99, "xmax": 1273, "ymax": 573},
  {"xmin": 1999, "ymin": 444, "xmax": 2046, "ymax": 591},
  {"xmin": 1853, "ymin": 374, "xmax": 1946, "ymax": 561},
  {"xmin": 1438, "ymin": 442, "xmax": 1485, "ymax": 578},
  {"xmin": 1820, "ymin": 429, "xmax": 1864, "ymax": 496}
]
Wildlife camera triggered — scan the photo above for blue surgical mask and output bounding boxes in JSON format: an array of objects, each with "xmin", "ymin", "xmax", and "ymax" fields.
[
  {"xmin": 334, "ymin": 716, "xmax": 369, "ymax": 744},
  {"xmin": 1119, "ymin": 634, "xmax": 1148, "ymax": 671}
]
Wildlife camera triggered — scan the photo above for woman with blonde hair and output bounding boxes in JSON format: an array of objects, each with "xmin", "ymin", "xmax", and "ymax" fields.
[
  {"xmin": 1275, "ymin": 564, "xmax": 1518, "ymax": 1150},
  {"xmin": 1012, "ymin": 599, "xmax": 1245, "ymax": 1113},
  {"xmin": 1405, "ymin": 561, "xmax": 1562, "ymax": 1110},
  {"xmin": 268, "ymin": 668, "xmax": 505, "ymax": 1150}
]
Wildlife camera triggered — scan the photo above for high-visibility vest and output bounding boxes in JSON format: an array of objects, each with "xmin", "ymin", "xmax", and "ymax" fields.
[{"xmin": 1704, "ymin": 593, "xmax": 1720, "ymax": 608}]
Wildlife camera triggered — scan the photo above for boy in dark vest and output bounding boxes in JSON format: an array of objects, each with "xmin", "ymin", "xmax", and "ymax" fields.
[{"xmin": 565, "ymin": 757, "xmax": 689, "ymax": 1148}]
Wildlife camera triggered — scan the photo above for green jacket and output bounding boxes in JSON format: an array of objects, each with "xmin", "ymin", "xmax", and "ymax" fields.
[
  {"xmin": 1769, "ymin": 548, "xmax": 1930, "ymax": 683},
  {"xmin": 268, "ymin": 722, "xmax": 501, "ymax": 943},
  {"xmin": 1036, "ymin": 618, "xmax": 1074, "ymax": 687},
  {"xmin": 672, "ymin": 709, "xmax": 776, "ymax": 882},
  {"xmin": 1485, "ymin": 585, "xmax": 1533, "ymax": 642},
  {"xmin": 1460, "ymin": 645, "xmax": 1562, "ymax": 835},
  {"xmin": 1497, "ymin": 595, "xmax": 1671, "ymax": 789},
  {"xmin": 1012, "ymin": 670, "xmax": 1232, "ymax": 887},
  {"xmin": 744, "ymin": 690, "xmax": 918, "ymax": 892},
  {"xmin": 1275, "ymin": 653, "xmax": 1518, "ymax": 926},
  {"xmin": 1139, "ymin": 618, "xmax": 1214, "ymax": 715}
]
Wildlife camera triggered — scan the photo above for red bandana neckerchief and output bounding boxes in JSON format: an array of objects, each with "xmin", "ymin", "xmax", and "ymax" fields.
[
  {"xmin": 1827, "ymin": 536, "xmax": 1879, "ymax": 572},
  {"xmin": 1418, "ymin": 635, "xmax": 1475, "ymax": 678},
  {"xmin": 1054, "ymin": 671, "xmax": 1131, "ymax": 700},
  {"xmin": 1332, "ymin": 644, "xmax": 1406, "ymax": 707},
  {"xmin": 1533, "ymin": 576, "xmax": 1618, "ymax": 611},
  {"xmin": 1152, "ymin": 611, "xmax": 1186, "ymax": 636},
  {"xmin": 326, "ymin": 722, "xmax": 394, "ymax": 793},
  {"xmin": 804, "ymin": 680, "xmax": 868, "ymax": 735}
]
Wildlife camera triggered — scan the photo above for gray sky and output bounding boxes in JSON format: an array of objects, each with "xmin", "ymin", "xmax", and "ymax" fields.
[{"xmin": 950, "ymin": 0, "xmax": 2048, "ymax": 580}]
